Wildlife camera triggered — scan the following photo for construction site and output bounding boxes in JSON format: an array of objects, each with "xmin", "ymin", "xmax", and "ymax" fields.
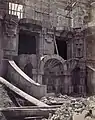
[{"xmin": 0, "ymin": 0, "xmax": 95, "ymax": 120}]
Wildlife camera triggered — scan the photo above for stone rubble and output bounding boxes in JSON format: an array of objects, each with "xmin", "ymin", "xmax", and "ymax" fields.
[
  {"xmin": 41, "ymin": 94, "xmax": 95, "ymax": 120},
  {"xmin": 0, "ymin": 84, "xmax": 15, "ymax": 108},
  {"xmin": 0, "ymin": 84, "xmax": 15, "ymax": 120},
  {"xmin": 41, "ymin": 94, "xmax": 75, "ymax": 105}
]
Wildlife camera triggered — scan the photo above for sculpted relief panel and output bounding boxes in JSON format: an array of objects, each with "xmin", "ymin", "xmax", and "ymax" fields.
[
  {"xmin": 73, "ymin": 28, "xmax": 84, "ymax": 58},
  {"xmin": 3, "ymin": 15, "xmax": 18, "ymax": 57}
]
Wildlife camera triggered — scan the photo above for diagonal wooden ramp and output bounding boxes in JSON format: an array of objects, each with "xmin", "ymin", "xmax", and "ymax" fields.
[{"xmin": 0, "ymin": 77, "xmax": 49, "ymax": 107}]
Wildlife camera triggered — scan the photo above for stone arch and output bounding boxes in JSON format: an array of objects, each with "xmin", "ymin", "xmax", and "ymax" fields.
[
  {"xmin": 40, "ymin": 54, "xmax": 66, "ymax": 74},
  {"xmin": 40, "ymin": 55, "xmax": 66, "ymax": 93}
]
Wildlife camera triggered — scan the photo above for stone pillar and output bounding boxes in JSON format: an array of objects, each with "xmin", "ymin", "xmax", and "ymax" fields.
[
  {"xmin": 36, "ymin": 30, "xmax": 44, "ymax": 84},
  {"xmin": 67, "ymin": 27, "xmax": 87, "ymax": 95},
  {"xmin": 38, "ymin": 28, "xmax": 46, "ymax": 57},
  {"xmin": 67, "ymin": 31, "xmax": 73, "ymax": 59}
]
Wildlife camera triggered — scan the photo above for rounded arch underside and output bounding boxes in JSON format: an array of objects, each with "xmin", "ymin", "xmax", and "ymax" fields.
[{"xmin": 40, "ymin": 55, "xmax": 66, "ymax": 74}]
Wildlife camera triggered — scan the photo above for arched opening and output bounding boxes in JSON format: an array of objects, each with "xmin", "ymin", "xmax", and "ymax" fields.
[
  {"xmin": 42, "ymin": 58, "xmax": 64, "ymax": 94},
  {"xmin": 24, "ymin": 63, "xmax": 33, "ymax": 79},
  {"xmin": 18, "ymin": 31, "xmax": 36, "ymax": 55},
  {"xmin": 55, "ymin": 37, "xmax": 67, "ymax": 60}
]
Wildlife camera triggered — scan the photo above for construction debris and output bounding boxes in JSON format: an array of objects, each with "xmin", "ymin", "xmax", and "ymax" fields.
[
  {"xmin": 0, "ymin": 77, "xmax": 49, "ymax": 107},
  {"xmin": 50, "ymin": 98, "xmax": 87, "ymax": 120},
  {"xmin": 41, "ymin": 95, "xmax": 95, "ymax": 120},
  {"xmin": 0, "ymin": 84, "xmax": 14, "ymax": 108},
  {"xmin": 41, "ymin": 94, "xmax": 87, "ymax": 105},
  {"xmin": 0, "ymin": 84, "xmax": 15, "ymax": 120}
]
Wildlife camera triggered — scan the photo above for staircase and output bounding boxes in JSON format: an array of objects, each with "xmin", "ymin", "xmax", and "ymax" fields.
[{"xmin": 7, "ymin": 60, "xmax": 47, "ymax": 99}]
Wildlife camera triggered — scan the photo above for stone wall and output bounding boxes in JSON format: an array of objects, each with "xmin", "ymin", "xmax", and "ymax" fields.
[
  {"xmin": 0, "ymin": 1, "xmax": 8, "ymax": 76},
  {"xmin": 87, "ymin": 2, "xmax": 95, "ymax": 61},
  {"xmin": 17, "ymin": 54, "xmax": 37, "ymax": 70},
  {"xmin": 88, "ymin": 2, "xmax": 95, "ymax": 27},
  {"xmin": 0, "ymin": 19, "xmax": 4, "ymax": 76},
  {"xmin": 3, "ymin": 15, "xmax": 19, "ymax": 57},
  {"xmin": 21, "ymin": 0, "xmax": 69, "ymax": 28},
  {"xmin": 87, "ymin": 65, "xmax": 95, "ymax": 95},
  {"xmin": 0, "ymin": 0, "xmax": 8, "ymax": 16},
  {"xmin": 71, "ymin": 0, "xmax": 89, "ymax": 28},
  {"xmin": 86, "ymin": 27, "xmax": 95, "ymax": 60},
  {"xmin": 38, "ymin": 29, "xmax": 55, "ymax": 56},
  {"xmin": 86, "ymin": 2, "xmax": 95, "ymax": 95}
]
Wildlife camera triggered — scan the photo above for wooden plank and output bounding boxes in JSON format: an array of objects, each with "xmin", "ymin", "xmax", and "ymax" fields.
[
  {"xmin": 1, "ymin": 107, "xmax": 57, "ymax": 119},
  {"xmin": 0, "ymin": 105, "xmax": 61, "ymax": 111},
  {"xmin": 0, "ymin": 77, "xmax": 49, "ymax": 107}
]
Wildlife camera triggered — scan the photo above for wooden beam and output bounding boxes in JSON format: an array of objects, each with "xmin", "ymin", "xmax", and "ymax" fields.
[
  {"xmin": 0, "ymin": 77, "xmax": 49, "ymax": 107},
  {"xmin": 1, "ymin": 107, "xmax": 56, "ymax": 119}
]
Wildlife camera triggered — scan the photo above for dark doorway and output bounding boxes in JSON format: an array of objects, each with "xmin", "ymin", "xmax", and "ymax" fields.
[
  {"xmin": 55, "ymin": 39, "xmax": 67, "ymax": 60},
  {"xmin": 24, "ymin": 63, "xmax": 33, "ymax": 79},
  {"xmin": 18, "ymin": 31, "xmax": 36, "ymax": 55},
  {"xmin": 72, "ymin": 67, "xmax": 80, "ymax": 94}
]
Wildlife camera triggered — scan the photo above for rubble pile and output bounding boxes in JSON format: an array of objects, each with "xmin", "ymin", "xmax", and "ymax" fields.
[
  {"xmin": 50, "ymin": 98, "xmax": 88, "ymax": 120},
  {"xmin": 41, "ymin": 94, "xmax": 75, "ymax": 105},
  {"xmin": 0, "ymin": 84, "xmax": 15, "ymax": 120},
  {"xmin": 0, "ymin": 84, "xmax": 15, "ymax": 108},
  {"xmin": 42, "ymin": 95, "xmax": 95, "ymax": 120},
  {"xmin": 41, "ymin": 94, "xmax": 87, "ymax": 105}
]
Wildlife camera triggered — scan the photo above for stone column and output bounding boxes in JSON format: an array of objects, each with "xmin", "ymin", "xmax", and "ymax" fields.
[{"xmin": 36, "ymin": 30, "xmax": 44, "ymax": 84}]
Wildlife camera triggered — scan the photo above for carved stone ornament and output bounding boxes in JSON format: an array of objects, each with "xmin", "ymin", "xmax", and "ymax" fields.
[
  {"xmin": 45, "ymin": 34, "xmax": 53, "ymax": 43},
  {"xmin": 3, "ymin": 15, "xmax": 18, "ymax": 54},
  {"xmin": 3, "ymin": 15, "xmax": 18, "ymax": 38}
]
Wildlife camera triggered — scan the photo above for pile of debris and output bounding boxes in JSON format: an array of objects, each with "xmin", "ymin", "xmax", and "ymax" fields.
[
  {"xmin": 50, "ymin": 98, "xmax": 88, "ymax": 120},
  {"xmin": 41, "ymin": 94, "xmax": 75, "ymax": 105},
  {"xmin": 42, "ymin": 95, "xmax": 95, "ymax": 120},
  {"xmin": 0, "ymin": 84, "xmax": 15, "ymax": 108},
  {"xmin": 0, "ymin": 84, "xmax": 15, "ymax": 120},
  {"xmin": 41, "ymin": 94, "xmax": 87, "ymax": 105}
]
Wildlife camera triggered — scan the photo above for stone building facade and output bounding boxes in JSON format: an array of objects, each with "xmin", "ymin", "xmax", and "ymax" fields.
[{"xmin": 0, "ymin": 0, "xmax": 95, "ymax": 96}]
